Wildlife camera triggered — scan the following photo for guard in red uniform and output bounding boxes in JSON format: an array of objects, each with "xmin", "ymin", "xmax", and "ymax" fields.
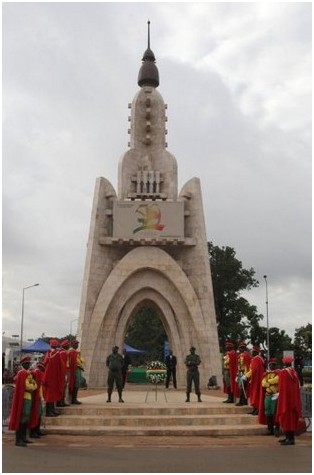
[
  {"xmin": 68, "ymin": 339, "xmax": 82, "ymax": 405},
  {"xmin": 222, "ymin": 342, "xmax": 237, "ymax": 403},
  {"xmin": 277, "ymin": 356, "xmax": 302, "ymax": 445},
  {"xmin": 43, "ymin": 339, "xmax": 63, "ymax": 416},
  {"xmin": 29, "ymin": 361, "xmax": 46, "ymax": 438},
  {"xmin": 57, "ymin": 339, "xmax": 70, "ymax": 407},
  {"xmin": 258, "ymin": 358, "xmax": 280, "ymax": 436},
  {"xmin": 243, "ymin": 345, "xmax": 265, "ymax": 415},
  {"xmin": 9, "ymin": 356, "xmax": 37, "ymax": 447},
  {"xmin": 235, "ymin": 342, "xmax": 252, "ymax": 406}
]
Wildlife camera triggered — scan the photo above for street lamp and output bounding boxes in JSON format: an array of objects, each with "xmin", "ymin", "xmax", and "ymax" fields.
[
  {"xmin": 70, "ymin": 318, "xmax": 78, "ymax": 336},
  {"xmin": 263, "ymin": 275, "xmax": 270, "ymax": 365},
  {"xmin": 20, "ymin": 283, "xmax": 39, "ymax": 354}
]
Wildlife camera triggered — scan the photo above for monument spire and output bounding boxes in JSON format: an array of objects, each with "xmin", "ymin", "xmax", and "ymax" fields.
[
  {"xmin": 138, "ymin": 20, "xmax": 159, "ymax": 88},
  {"xmin": 147, "ymin": 19, "xmax": 150, "ymax": 49}
]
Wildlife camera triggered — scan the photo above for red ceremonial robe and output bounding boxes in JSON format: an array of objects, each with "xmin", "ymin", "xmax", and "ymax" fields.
[
  {"xmin": 59, "ymin": 349, "xmax": 68, "ymax": 394},
  {"xmin": 43, "ymin": 349, "xmax": 63, "ymax": 402},
  {"xmin": 68, "ymin": 348, "xmax": 78, "ymax": 392},
  {"xmin": 228, "ymin": 350, "xmax": 238, "ymax": 395},
  {"xmin": 276, "ymin": 367, "xmax": 301, "ymax": 431},
  {"xmin": 8, "ymin": 369, "xmax": 29, "ymax": 431},
  {"xmin": 249, "ymin": 355, "xmax": 265, "ymax": 408},
  {"xmin": 258, "ymin": 369, "xmax": 281, "ymax": 425},
  {"xmin": 29, "ymin": 368, "xmax": 44, "ymax": 429}
]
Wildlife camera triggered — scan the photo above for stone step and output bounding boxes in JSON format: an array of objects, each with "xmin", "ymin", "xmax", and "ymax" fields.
[
  {"xmin": 44, "ymin": 413, "xmax": 258, "ymax": 427},
  {"xmin": 53, "ymin": 405, "xmax": 251, "ymax": 416},
  {"xmin": 44, "ymin": 424, "xmax": 265, "ymax": 437},
  {"xmin": 43, "ymin": 393, "xmax": 263, "ymax": 437}
]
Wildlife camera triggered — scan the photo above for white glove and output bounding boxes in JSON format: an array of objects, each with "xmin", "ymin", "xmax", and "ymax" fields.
[
  {"xmin": 241, "ymin": 375, "xmax": 247, "ymax": 381},
  {"xmin": 271, "ymin": 392, "xmax": 279, "ymax": 400}
]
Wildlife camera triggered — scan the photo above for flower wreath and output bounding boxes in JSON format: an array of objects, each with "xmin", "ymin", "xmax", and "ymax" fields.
[{"xmin": 146, "ymin": 361, "xmax": 167, "ymax": 384}]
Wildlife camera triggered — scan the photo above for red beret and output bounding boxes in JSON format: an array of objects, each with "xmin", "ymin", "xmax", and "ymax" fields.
[
  {"xmin": 252, "ymin": 345, "xmax": 260, "ymax": 352},
  {"xmin": 282, "ymin": 356, "xmax": 294, "ymax": 364},
  {"xmin": 36, "ymin": 361, "xmax": 46, "ymax": 370},
  {"xmin": 20, "ymin": 356, "xmax": 31, "ymax": 364},
  {"xmin": 238, "ymin": 342, "xmax": 247, "ymax": 348},
  {"xmin": 50, "ymin": 339, "xmax": 59, "ymax": 347},
  {"xmin": 269, "ymin": 358, "xmax": 277, "ymax": 365},
  {"xmin": 225, "ymin": 342, "xmax": 234, "ymax": 348},
  {"xmin": 61, "ymin": 339, "xmax": 69, "ymax": 348}
]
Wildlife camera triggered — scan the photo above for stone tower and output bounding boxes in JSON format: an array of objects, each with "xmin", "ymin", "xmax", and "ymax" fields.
[{"xmin": 78, "ymin": 23, "xmax": 222, "ymax": 388}]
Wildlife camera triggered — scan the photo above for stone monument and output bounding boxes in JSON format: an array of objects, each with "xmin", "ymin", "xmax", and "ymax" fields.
[{"xmin": 78, "ymin": 23, "xmax": 222, "ymax": 388}]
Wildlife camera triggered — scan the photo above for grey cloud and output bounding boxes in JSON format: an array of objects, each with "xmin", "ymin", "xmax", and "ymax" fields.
[{"xmin": 2, "ymin": 3, "xmax": 311, "ymax": 340}]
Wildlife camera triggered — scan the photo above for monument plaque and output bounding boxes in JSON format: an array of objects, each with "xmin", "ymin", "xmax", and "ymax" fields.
[{"xmin": 113, "ymin": 201, "xmax": 184, "ymax": 239}]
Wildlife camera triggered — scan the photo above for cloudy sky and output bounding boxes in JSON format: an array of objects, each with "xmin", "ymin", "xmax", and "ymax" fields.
[{"xmin": 2, "ymin": 2, "xmax": 311, "ymax": 344}]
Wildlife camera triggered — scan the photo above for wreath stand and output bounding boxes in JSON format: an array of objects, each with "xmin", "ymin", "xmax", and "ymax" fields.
[{"xmin": 145, "ymin": 383, "xmax": 167, "ymax": 403}]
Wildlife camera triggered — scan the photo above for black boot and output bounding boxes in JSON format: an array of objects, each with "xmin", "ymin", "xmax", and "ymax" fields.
[
  {"xmin": 21, "ymin": 423, "xmax": 33, "ymax": 444},
  {"xmin": 71, "ymin": 387, "xmax": 82, "ymax": 405},
  {"xmin": 52, "ymin": 402, "xmax": 60, "ymax": 415},
  {"xmin": 223, "ymin": 390, "xmax": 233, "ymax": 403},
  {"xmin": 15, "ymin": 426, "xmax": 27, "ymax": 447},
  {"xmin": 46, "ymin": 402, "xmax": 58, "ymax": 417},
  {"xmin": 263, "ymin": 416, "xmax": 274, "ymax": 435},
  {"xmin": 235, "ymin": 393, "xmax": 245, "ymax": 406},
  {"xmin": 118, "ymin": 391, "xmax": 124, "ymax": 403},
  {"xmin": 197, "ymin": 393, "xmax": 202, "ymax": 402},
  {"xmin": 35, "ymin": 418, "xmax": 46, "ymax": 436},
  {"xmin": 30, "ymin": 428, "xmax": 40, "ymax": 438},
  {"xmin": 106, "ymin": 390, "xmax": 112, "ymax": 403},
  {"xmin": 62, "ymin": 398, "xmax": 70, "ymax": 407},
  {"xmin": 279, "ymin": 431, "xmax": 289, "ymax": 444},
  {"xmin": 281, "ymin": 431, "xmax": 295, "ymax": 445},
  {"xmin": 185, "ymin": 392, "xmax": 190, "ymax": 403},
  {"xmin": 274, "ymin": 424, "xmax": 280, "ymax": 437}
]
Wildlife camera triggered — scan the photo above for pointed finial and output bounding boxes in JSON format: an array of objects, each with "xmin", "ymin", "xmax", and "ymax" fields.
[
  {"xmin": 138, "ymin": 20, "xmax": 159, "ymax": 88},
  {"xmin": 147, "ymin": 20, "xmax": 150, "ymax": 49}
]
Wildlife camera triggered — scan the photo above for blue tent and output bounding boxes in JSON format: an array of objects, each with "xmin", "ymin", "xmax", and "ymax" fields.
[
  {"xmin": 21, "ymin": 339, "xmax": 51, "ymax": 353},
  {"xmin": 123, "ymin": 343, "xmax": 146, "ymax": 355}
]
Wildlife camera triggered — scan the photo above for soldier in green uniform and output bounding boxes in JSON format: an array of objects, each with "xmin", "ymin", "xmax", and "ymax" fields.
[
  {"xmin": 185, "ymin": 346, "xmax": 202, "ymax": 402},
  {"xmin": 106, "ymin": 346, "xmax": 124, "ymax": 403}
]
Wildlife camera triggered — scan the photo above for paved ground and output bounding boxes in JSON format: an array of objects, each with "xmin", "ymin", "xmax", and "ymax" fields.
[{"xmin": 2, "ymin": 445, "xmax": 312, "ymax": 473}]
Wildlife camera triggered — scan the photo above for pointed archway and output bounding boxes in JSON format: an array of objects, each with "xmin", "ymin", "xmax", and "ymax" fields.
[{"xmin": 80, "ymin": 246, "xmax": 214, "ymax": 387}]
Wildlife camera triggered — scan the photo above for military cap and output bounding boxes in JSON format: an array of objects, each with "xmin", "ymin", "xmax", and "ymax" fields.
[{"xmin": 20, "ymin": 355, "xmax": 31, "ymax": 364}]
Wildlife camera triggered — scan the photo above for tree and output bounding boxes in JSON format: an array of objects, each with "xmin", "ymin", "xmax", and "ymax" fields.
[
  {"xmin": 208, "ymin": 242, "xmax": 263, "ymax": 349},
  {"xmin": 125, "ymin": 307, "xmax": 167, "ymax": 361},
  {"xmin": 294, "ymin": 323, "xmax": 312, "ymax": 359}
]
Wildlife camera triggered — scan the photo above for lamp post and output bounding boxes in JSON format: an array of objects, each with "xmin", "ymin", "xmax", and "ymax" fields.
[
  {"xmin": 20, "ymin": 283, "xmax": 39, "ymax": 354},
  {"xmin": 70, "ymin": 318, "xmax": 78, "ymax": 336},
  {"xmin": 263, "ymin": 275, "xmax": 270, "ymax": 365}
]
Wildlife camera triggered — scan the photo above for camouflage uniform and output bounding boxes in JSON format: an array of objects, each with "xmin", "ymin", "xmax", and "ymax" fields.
[
  {"xmin": 106, "ymin": 346, "xmax": 124, "ymax": 403},
  {"xmin": 185, "ymin": 347, "xmax": 202, "ymax": 402}
]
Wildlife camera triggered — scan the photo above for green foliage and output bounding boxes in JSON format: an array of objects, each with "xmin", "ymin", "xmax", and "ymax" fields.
[
  {"xmin": 294, "ymin": 323, "xmax": 312, "ymax": 358},
  {"xmin": 250, "ymin": 325, "xmax": 293, "ymax": 357},
  {"xmin": 208, "ymin": 242, "xmax": 263, "ymax": 348},
  {"xmin": 125, "ymin": 307, "xmax": 167, "ymax": 361}
]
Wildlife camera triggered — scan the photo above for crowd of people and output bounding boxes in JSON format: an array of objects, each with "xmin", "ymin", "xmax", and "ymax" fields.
[
  {"xmin": 8, "ymin": 338, "xmax": 84, "ymax": 447},
  {"xmin": 222, "ymin": 341, "xmax": 303, "ymax": 446},
  {"xmin": 6, "ymin": 339, "xmax": 304, "ymax": 448}
]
